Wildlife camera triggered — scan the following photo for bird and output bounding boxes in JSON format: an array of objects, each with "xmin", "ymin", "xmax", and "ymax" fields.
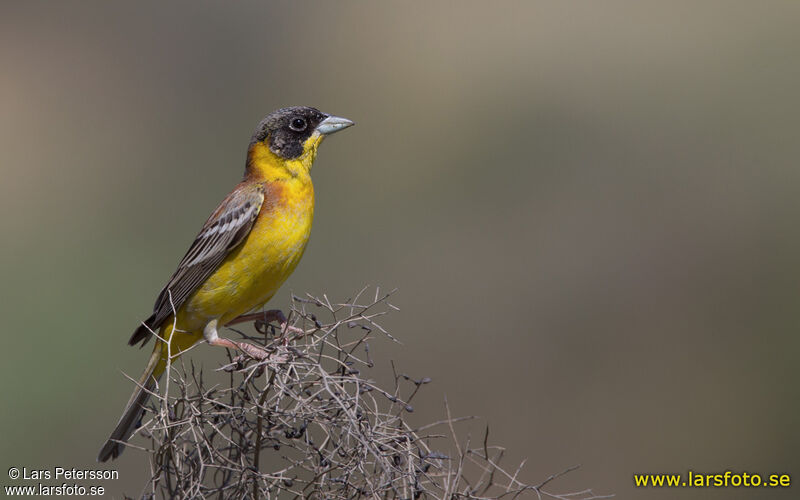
[{"xmin": 97, "ymin": 106, "xmax": 353, "ymax": 462}]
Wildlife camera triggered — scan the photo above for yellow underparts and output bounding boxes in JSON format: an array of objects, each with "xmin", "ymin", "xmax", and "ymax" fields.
[{"xmin": 150, "ymin": 134, "xmax": 323, "ymax": 375}]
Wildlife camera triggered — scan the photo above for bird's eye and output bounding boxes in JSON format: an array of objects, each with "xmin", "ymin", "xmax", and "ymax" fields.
[{"xmin": 289, "ymin": 117, "xmax": 307, "ymax": 131}]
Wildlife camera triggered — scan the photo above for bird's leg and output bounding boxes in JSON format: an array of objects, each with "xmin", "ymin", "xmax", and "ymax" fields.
[
  {"xmin": 203, "ymin": 319, "xmax": 288, "ymax": 363},
  {"xmin": 226, "ymin": 309, "xmax": 304, "ymax": 339}
]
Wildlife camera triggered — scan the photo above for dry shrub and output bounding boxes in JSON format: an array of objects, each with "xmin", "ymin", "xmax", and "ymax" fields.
[{"xmin": 126, "ymin": 288, "xmax": 610, "ymax": 500}]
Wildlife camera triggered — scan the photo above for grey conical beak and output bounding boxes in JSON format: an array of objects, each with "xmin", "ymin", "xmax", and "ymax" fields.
[{"xmin": 316, "ymin": 115, "xmax": 354, "ymax": 135}]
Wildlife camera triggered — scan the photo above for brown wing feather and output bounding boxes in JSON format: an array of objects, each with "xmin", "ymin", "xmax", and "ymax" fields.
[{"xmin": 129, "ymin": 183, "xmax": 264, "ymax": 346}]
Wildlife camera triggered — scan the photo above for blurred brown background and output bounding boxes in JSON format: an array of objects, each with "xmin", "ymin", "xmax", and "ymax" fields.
[{"xmin": 1, "ymin": 1, "xmax": 798, "ymax": 498}]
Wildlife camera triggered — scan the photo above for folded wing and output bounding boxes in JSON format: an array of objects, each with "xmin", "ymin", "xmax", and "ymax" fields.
[{"xmin": 129, "ymin": 184, "xmax": 265, "ymax": 346}]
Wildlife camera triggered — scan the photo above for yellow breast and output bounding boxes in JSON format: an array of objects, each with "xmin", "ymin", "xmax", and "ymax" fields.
[{"xmin": 178, "ymin": 178, "xmax": 314, "ymax": 331}]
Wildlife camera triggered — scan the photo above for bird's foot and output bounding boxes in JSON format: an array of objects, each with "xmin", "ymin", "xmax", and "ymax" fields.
[
  {"xmin": 206, "ymin": 318, "xmax": 291, "ymax": 373},
  {"xmin": 212, "ymin": 337, "xmax": 292, "ymax": 371},
  {"xmin": 226, "ymin": 309, "xmax": 304, "ymax": 341}
]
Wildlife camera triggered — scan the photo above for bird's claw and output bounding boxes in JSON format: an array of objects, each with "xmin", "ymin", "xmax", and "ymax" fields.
[
  {"xmin": 234, "ymin": 341, "xmax": 291, "ymax": 363},
  {"xmin": 229, "ymin": 309, "xmax": 304, "ymax": 340},
  {"xmin": 219, "ymin": 340, "xmax": 292, "ymax": 373}
]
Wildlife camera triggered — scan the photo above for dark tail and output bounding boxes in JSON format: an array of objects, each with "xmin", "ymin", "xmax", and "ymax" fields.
[{"xmin": 97, "ymin": 344, "xmax": 163, "ymax": 462}]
